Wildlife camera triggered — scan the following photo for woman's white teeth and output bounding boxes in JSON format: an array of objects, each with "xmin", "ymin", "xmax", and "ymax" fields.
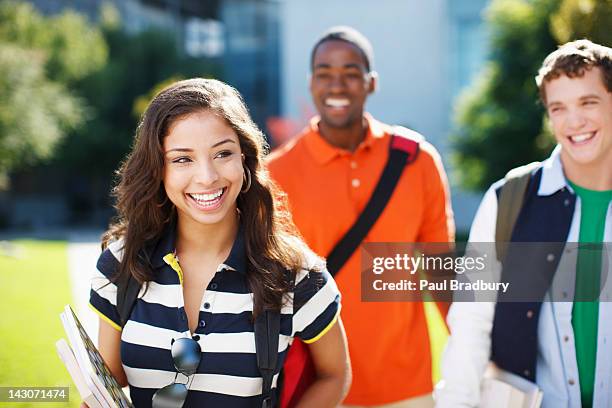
[
  {"xmin": 326, "ymin": 98, "xmax": 349, "ymax": 107},
  {"xmin": 190, "ymin": 189, "xmax": 223, "ymax": 202},
  {"xmin": 569, "ymin": 132, "xmax": 594, "ymax": 143}
]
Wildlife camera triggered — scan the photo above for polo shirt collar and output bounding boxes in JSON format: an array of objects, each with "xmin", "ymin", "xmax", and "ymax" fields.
[
  {"xmin": 150, "ymin": 221, "xmax": 177, "ymax": 269},
  {"xmin": 538, "ymin": 145, "xmax": 570, "ymax": 196},
  {"xmin": 149, "ymin": 221, "xmax": 247, "ymax": 274},
  {"xmin": 304, "ymin": 113, "xmax": 386, "ymax": 165},
  {"xmin": 222, "ymin": 223, "xmax": 247, "ymax": 274}
]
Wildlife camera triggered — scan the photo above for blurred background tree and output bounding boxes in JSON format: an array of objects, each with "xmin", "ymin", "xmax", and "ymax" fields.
[
  {"xmin": 10, "ymin": 3, "xmax": 219, "ymax": 224},
  {"xmin": 54, "ymin": 15, "xmax": 218, "ymax": 181},
  {"xmin": 552, "ymin": 0, "xmax": 612, "ymax": 44},
  {"xmin": 0, "ymin": 1, "xmax": 107, "ymax": 187},
  {"xmin": 452, "ymin": 0, "xmax": 611, "ymax": 191}
]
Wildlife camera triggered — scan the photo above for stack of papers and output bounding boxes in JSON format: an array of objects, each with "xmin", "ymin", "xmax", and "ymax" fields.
[
  {"xmin": 56, "ymin": 305, "xmax": 132, "ymax": 408},
  {"xmin": 480, "ymin": 364, "xmax": 543, "ymax": 408}
]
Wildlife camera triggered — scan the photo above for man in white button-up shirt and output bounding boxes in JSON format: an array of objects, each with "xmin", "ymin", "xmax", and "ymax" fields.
[{"xmin": 435, "ymin": 40, "xmax": 612, "ymax": 408}]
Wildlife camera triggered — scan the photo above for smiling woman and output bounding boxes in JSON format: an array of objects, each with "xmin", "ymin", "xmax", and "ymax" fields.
[
  {"xmin": 87, "ymin": 78, "xmax": 350, "ymax": 408},
  {"xmin": 162, "ymin": 110, "xmax": 244, "ymax": 230}
]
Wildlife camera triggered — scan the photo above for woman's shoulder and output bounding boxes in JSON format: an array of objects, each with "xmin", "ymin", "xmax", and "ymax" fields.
[
  {"xmin": 96, "ymin": 237, "xmax": 125, "ymax": 278},
  {"xmin": 285, "ymin": 236, "xmax": 326, "ymax": 281},
  {"xmin": 284, "ymin": 238, "xmax": 341, "ymax": 342},
  {"xmin": 288, "ymin": 237, "xmax": 338, "ymax": 300}
]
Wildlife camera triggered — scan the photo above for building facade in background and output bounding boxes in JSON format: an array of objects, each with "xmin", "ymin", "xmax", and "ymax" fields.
[
  {"xmin": 7, "ymin": 0, "xmax": 488, "ymax": 230},
  {"xmin": 7, "ymin": 0, "xmax": 281, "ymax": 229},
  {"xmin": 279, "ymin": 0, "xmax": 489, "ymax": 230},
  {"xmin": 25, "ymin": 0, "xmax": 280, "ymax": 130}
]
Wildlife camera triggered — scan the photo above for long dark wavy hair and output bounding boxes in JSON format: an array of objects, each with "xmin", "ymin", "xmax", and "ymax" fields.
[{"xmin": 103, "ymin": 78, "xmax": 305, "ymax": 316}]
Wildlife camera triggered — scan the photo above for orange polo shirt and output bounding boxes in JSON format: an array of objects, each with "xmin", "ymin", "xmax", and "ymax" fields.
[{"xmin": 267, "ymin": 114, "xmax": 455, "ymax": 405}]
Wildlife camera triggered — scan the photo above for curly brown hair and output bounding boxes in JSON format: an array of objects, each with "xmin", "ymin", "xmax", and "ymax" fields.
[
  {"xmin": 536, "ymin": 39, "xmax": 612, "ymax": 104},
  {"xmin": 103, "ymin": 78, "xmax": 305, "ymax": 316}
]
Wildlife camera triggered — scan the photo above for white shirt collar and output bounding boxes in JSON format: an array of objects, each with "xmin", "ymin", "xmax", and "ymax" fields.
[{"xmin": 538, "ymin": 145, "xmax": 569, "ymax": 196}]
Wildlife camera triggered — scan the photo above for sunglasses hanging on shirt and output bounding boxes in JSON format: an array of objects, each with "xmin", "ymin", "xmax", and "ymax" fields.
[{"xmin": 152, "ymin": 335, "xmax": 202, "ymax": 408}]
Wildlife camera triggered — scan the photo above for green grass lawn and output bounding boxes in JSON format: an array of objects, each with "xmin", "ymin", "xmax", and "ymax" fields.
[{"xmin": 0, "ymin": 240, "xmax": 79, "ymax": 408}]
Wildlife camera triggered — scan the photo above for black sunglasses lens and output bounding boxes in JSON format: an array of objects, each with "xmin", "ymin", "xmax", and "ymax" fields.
[
  {"xmin": 152, "ymin": 383, "xmax": 188, "ymax": 408},
  {"xmin": 152, "ymin": 337, "xmax": 201, "ymax": 407},
  {"xmin": 171, "ymin": 337, "xmax": 202, "ymax": 376}
]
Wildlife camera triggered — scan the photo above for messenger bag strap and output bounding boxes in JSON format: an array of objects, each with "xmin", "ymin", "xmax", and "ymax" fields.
[{"xmin": 326, "ymin": 131, "xmax": 420, "ymax": 276}]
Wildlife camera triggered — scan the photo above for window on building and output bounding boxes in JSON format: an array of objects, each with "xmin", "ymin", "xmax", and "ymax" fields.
[{"xmin": 185, "ymin": 18, "xmax": 225, "ymax": 57}]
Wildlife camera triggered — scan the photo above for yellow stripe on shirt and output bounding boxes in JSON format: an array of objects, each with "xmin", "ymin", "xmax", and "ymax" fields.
[
  {"xmin": 302, "ymin": 308, "xmax": 341, "ymax": 344},
  {"xmin": 89, "ymin": 303, "xmax": 122, "ymax": 332}
]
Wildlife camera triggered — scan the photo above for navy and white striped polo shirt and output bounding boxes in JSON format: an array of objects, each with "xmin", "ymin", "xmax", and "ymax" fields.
[{"xmin": 89, "ymin": 227, "xmax": 341, "ymax": 407}]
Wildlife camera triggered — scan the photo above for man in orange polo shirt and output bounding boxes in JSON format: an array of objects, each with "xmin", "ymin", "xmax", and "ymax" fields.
[{"xmin": 268, "ymin": 26, "xmax": 455, "ymax": 407}]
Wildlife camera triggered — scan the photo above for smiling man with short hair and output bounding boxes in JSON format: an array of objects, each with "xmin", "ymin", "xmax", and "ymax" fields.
[
  {"xmin": 436, "ymin": 39, "xmax": 612, "ymax": 408},
  {"xmin": 268, "ymin": 26, "xmax": 455, "ymax": 407}
]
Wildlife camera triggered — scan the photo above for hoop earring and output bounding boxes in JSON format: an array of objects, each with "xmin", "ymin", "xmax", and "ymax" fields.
[{"xmin": 241, "ymin": 166, "xmax": 252, "ymax": 193}]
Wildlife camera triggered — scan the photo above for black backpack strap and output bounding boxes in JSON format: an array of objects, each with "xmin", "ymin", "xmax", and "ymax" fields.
[
  {"xmin": 254, "ymin": 310, "xmax": 280, "ymax": 408},
  {"xmin": 326, "ymin": 129, "xmax": 420, "ymax": 276},
  {"xmin": 116, "ymin": 271, "xmax": 141, "ymax": 328},
  {"xmin": 495, "ymin": 162, "xmax": 540, "ymax": 262}
]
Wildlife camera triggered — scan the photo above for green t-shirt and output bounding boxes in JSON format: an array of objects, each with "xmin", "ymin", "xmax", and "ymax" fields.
[{"xmin": 568, "ymin": 180, "xmax": 612, "ymax": 408}]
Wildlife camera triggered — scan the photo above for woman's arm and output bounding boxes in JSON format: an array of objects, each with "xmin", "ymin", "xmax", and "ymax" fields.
[
  {"xmin": 295, "ymin": 317, "xmax": 351, "ymax": 408},
  {"xmin": 97, "ymin": 318, "xmax": 128, "ymax": 387}
]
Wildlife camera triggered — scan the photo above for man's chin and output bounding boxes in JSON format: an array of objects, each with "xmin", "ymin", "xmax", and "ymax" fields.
[{"xmin": 320, "ymin": 116, "xmax": 354, "ymax": 129}]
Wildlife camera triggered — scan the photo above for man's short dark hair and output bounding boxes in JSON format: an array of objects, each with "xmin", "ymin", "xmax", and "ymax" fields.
[
  {"xmin": 536, "ymin": 39, "xmax": 612, "ymax": 103},
  {"xmin": 310, "ymin": 26, "xmax": 374, "ymax": 72}
]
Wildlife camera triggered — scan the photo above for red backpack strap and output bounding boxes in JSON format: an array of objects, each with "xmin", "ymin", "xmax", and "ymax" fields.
[{"xmin": 390, "ymin": 125, "xmax": 422, "ymax": 165}]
